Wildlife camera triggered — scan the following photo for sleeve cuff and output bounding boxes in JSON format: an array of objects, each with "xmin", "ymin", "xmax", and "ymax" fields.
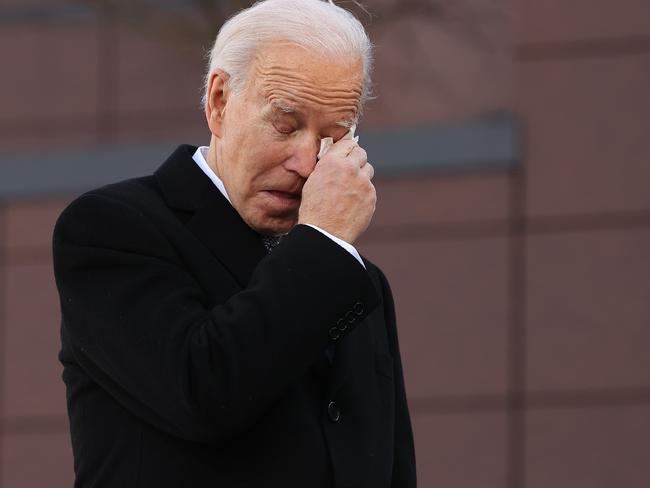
[{"xmin": 303, "ymin": 224, "xmax": 366, "ymax": 269}]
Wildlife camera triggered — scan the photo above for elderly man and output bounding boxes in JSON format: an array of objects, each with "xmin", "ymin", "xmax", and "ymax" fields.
[{"xmin": 53, "ymin": 0, "xmax": 416, "ymax": 486}]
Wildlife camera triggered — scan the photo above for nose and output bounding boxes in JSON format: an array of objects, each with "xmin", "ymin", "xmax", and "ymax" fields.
[{"xmin": 283, "ymin": 134, "xmax": 320, "ymax": 179}]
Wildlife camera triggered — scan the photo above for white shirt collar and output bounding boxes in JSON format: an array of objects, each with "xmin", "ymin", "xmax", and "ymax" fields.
[{"xmin": 191, "ymin": 146, "xmax": 232, "ymax": 205}]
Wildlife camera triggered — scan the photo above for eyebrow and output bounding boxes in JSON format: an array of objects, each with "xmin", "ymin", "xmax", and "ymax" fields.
[
  {"xmin": 269, "ymin": 100, "xmax": 299, "ymax": 115},
  {"xmin": 336, "ymin": 117, "xmax": 358, "ymax": 130}
]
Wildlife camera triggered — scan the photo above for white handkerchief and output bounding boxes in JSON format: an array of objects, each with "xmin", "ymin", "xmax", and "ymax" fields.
[{"xmin": 317, "ymin": 125, "xmax": 358, "ymax": 161}]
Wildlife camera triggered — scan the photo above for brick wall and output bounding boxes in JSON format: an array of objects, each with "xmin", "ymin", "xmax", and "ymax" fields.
[{"xmin": 1, "ymin": 0, "xmax": 649, "ymax": 486}]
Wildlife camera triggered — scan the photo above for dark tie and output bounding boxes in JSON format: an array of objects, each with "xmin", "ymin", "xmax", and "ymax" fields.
[{"xmin": 261, "ymin": 235, "xmax": 282, "ymax": 254}]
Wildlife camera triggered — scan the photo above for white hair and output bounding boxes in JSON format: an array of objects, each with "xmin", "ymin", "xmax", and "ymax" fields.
[{"xmin": 202, "ymin": 0, "xmax": 373, "ymax": 112}]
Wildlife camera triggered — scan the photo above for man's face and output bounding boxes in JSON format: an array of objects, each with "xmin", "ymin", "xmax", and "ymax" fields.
[{"xmin": 211, "ymin": 42, "xmax": 363, "ymax": 235}]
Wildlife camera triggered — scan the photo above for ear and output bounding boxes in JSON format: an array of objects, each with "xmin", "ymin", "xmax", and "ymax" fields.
[{"xmin": 205, "ymin": 69, "xmax": 231, "ymax": 138}]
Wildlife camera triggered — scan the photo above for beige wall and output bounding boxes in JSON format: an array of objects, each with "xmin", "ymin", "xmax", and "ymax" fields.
[{"xmin": 1, "ymin": 0, "xmax": 649, "ymax": 486}]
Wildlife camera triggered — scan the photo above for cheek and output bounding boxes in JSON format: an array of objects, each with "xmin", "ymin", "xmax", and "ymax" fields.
[
  {"xmin": 237, "ymin": 145, "xmax": 285, "ymax": 193},
  {"xmin": 252, "ymin": 133, "xmax": 293, "ymax": 168},
  {"xmin": 225, "ymin": 121, "xmax": 293, "ymax": 194}
]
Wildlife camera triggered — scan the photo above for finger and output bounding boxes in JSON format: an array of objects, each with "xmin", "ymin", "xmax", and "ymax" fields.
[
  {"xmin": 325, "ymin": 139, "xmax": 358, "ymax": 159},
  {"xmin": 347, "ymin": 146, "xmax": 368, "ymax": 167},
  {"xmin": 361, "ymin": 162, "xmax": 375, "ymax": 180}
]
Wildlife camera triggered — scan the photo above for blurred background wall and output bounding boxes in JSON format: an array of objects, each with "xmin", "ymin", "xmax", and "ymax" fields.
[{"xmin": 0, "ymin": 0, "xmax": 648, "ymax": 486}]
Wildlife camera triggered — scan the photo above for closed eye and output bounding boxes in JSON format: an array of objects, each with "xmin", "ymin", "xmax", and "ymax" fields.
[{"xmin": 273, "ymin": 123, "xmax": 296, "ymax": 135}]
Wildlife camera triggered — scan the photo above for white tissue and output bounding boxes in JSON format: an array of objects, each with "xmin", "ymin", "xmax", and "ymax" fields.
[{"xmin": 317, "ymin": 125, "xmax": 358, "ymax": 161}]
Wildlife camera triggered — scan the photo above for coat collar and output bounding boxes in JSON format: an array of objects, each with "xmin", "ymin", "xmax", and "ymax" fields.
[{"xmin": 154, "ymin": 144, "xmax": 267, "ymax": 287}]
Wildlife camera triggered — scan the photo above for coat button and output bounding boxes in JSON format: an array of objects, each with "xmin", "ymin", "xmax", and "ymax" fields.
[
  {"xmin": 336, "ymin": 318, "xmax": 347, "ymax": 332},
  {"xmin": 345, "ymin": 310, "xmax": 356, "ymax": 324},
  {"xmin": 328, "ymin": 327, "xmax": 340, "ymax": 341},
  {"xmin": 328, "ymin": 401, "xmax": 341, "ymax": 422},
  {"xmin": 353, "ymin": 302, "xmax": 365, "ymax": 315}
]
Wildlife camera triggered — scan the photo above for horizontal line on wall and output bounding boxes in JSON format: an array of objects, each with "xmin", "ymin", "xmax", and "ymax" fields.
[
  {"xmin": 409, "ymin": 393, "xmax": 507, "ymax": 414},
  {"xmin": 0, "ymin": 5, "xmax": 95, "ymax": 26},
  {"xmin": 363, "ymin": 115, "xmax": 521, "ymax": 176},
  {"xmin": 1, "ymin": 415, "xmax": 68, "ymax": 435},
  {"xmin": 525, "ymin": 388, "xmax": 650, "ymax": 410},
  {"xmin": 4, "ymin": 387, "xmax": 649, "ymax": 434},
  {"xmin": 0, "ymin": 108, "xmax": 204, "ymax": 137},
  {"xmin": 0, "ymin": 1, "xmax": 197, "ymax": 26},
  {"xmin": 517, "ymin": 34, "xmax": 650, "ymax": 62},
  {"xmin": 2, "ymin": 247, "xmax": 54, "ymax": 264},
  {"xmin": 361, "ymin": 209, "xmax": 650, "ymax": 244},
  {"xmin": 526, "ymin": 210, "xmax": 650, "ymax": 234},
  {"xmin": 1, "ymin": 209, "xmax": 648, "ymax": 263},
  {"xmin": 361, "ymin": 219, "xmax": 511, "ymax": 244},
  {"xmin": 410, "ymin": 387, "xmax": 650, "ymax": 415},
  {"xmin": 0, "ymin": 115, "xmax": 521, "ymax": 199}
]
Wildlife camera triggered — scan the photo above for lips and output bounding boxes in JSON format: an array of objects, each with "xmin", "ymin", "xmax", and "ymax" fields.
[
  {"xmin": 264, "ymin": 189, "xmax": 302, "ymax": 209},
  {"xmin": 267, "ymin": 190, "xmax": 301, "ymax": 200}
]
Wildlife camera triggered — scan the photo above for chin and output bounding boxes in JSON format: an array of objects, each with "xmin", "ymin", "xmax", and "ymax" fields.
[{"xmin": 246, "ymin": 212, "xmax": 297, "ymax": 236}]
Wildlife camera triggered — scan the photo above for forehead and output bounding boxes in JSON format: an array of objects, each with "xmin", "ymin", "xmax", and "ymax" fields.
[{"xmin": 249, "ymin": 42, "xmax": 363, "ymax": 116}]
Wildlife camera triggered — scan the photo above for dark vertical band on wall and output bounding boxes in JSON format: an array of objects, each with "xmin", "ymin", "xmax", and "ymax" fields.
[
  {"xmin": 505, "ymin": 127, "xmax": 529, "ymax": 488},
  {"xmin": 0, "ymin": 201, "xmax": 7, "ymax": 483},
  {"xmin": 96, "ymin": 8, "xmax": 119, "ymax": 144}
]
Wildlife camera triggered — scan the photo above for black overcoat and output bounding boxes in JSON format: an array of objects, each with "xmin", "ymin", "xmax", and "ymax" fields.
[{"xmin": 53, "ymin": 144, "xmax": 416, "ymax": 487}]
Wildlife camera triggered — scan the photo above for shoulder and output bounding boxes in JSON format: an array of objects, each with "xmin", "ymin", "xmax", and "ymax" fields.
[
  {"xmin": 61, "ymin": 175, "xmax": 163, "ymax": 218},
  {"xmin": 53, "ymin": 175, "xmax": 169, "ymax": 250}
]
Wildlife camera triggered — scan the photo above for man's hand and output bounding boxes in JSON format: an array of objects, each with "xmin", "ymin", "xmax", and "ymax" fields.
[{"xmin": 299, "ymin": 139, "xmax": 376, "ymax": 244}]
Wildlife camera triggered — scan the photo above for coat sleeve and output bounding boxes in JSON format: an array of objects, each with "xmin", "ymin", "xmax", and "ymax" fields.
[
  {"xmin": 376, "ymin": 268, "xmax": 417, "ymax": 487},
  {"xmin": 53, "ymin": 191, "xmax": 380, "ymax": 444}
]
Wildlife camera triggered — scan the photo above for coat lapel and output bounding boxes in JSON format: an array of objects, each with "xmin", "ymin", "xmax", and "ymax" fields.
[
  {"xmin": 187, "ymin": 190, "xmax": 267, "ymax": 287},
  {"xmin": 155, "ymin": 145, "xmax": 267, "ymax": 288}
]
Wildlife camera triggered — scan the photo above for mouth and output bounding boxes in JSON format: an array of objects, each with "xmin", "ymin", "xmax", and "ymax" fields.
[{"xmin": 264, "ymin": 190, "xmax": 302, "ymax": 208}]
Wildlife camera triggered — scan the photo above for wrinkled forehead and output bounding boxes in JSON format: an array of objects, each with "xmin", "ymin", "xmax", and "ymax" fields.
[{"xmin": 249, "ymin": 42, "xmax": 364, "ymax": 118}]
